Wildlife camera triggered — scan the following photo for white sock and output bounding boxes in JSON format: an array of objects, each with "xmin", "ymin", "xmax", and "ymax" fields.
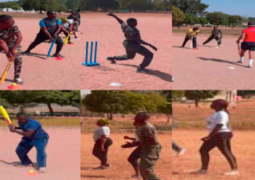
[
  {"xmin": 240, "ymin": 57, "xmax": 244, "ymax": 62},
  {"xmin": 249, "ymin": 59, "xmax": 253, "ymax": 67}
]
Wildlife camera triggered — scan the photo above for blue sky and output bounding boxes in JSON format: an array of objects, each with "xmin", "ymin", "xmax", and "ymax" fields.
[{"xmin": 202, "ymin": 0, "xmax": 255, "ymax": 16}]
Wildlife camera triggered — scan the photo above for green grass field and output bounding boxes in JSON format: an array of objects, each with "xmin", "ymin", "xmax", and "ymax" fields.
[{"xmin": 0, "ymin": 118, "xmax": 80, "ymax": 127}]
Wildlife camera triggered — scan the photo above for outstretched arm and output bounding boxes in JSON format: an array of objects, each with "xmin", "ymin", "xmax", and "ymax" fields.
[
  {"xmin": 107, "ymin": 12, "xmax": 124, "ymax": 25},
  {"xmin": 131, "ymin": 34, "xmax": 158, "ymax": 51}
]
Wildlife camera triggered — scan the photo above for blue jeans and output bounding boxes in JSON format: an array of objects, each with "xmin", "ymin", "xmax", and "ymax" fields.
[{"xmin": 16, "ymin": 137, "xmax": 48, "ymax": 168}]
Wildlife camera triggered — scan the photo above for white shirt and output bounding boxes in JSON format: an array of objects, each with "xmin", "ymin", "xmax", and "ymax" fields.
[
  {"xmin": 207, "ymin": 111, "xmax": 231, "ymax": 133},
  {"xmin": 93, "ymin": 126, "xmax": 110, "ymax": 142}
]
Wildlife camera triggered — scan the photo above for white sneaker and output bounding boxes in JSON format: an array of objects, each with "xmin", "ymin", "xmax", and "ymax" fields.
[
  {"xmin": 14, "ymin": 78, "xmax": 23, "ymax": 85},
  {"xmin": 38, "ymin": 167, "xmax": 46, "ymax": 173},
  {"xmin": 75, "ymin": 37, "xmax": 80, "ymax": 40},
  {"xmin": 190, "ymin": 169, "xmax": 208, "ymax": 174},
  {"xmin": 224, "ymin": 170, "xmax": 239, "ymax": 176},
  {"xmin": 177, "ymin": 149, "xmax": 186, "ymax": 157}
]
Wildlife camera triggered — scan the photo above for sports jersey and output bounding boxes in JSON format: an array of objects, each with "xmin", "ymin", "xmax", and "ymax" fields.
[{"xmin": 243, "ymin": 27, "xmax": 255, "ymax": 42}]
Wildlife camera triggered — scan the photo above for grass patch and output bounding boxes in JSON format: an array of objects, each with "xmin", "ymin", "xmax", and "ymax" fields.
[{"xmin": 0, "ymin": 118, "xmax": 80, "ymax": 127}]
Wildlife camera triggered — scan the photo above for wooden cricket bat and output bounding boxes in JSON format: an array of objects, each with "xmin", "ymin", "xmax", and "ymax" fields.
[
  {"xmin": 1, "ymin": 61, "xmax": 12, "ymax": 84},
  {"xmin": 0, "ymin": 106, "xmax": 12, "ymax": 124}
]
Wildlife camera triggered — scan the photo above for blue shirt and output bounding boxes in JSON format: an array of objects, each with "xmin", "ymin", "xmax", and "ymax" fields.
[
  {"xmin": 19, "ymin": 119, "xmax": 49, "ymax": 140},
  {"xmin": 39, "ymin": 18, "xmax": 61, "ymax": 34}
]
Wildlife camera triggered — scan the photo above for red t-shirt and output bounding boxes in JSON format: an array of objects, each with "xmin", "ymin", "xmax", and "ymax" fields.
[{"xmin": 243, "ymin": 27, "xmax": 255, "ymax": 42}]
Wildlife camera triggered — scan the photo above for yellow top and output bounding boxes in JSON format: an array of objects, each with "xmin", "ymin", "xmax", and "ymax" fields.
[{"xmin": 187, "ymin": 29, "xmax": 200, "ymax": 37}]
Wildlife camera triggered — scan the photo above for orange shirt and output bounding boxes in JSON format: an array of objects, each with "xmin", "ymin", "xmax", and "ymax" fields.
[{"xmin": 243, "ymin": 27, "xmax": 255, "ymax": 42}]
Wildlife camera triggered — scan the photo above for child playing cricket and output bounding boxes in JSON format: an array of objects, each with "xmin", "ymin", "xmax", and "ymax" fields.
[
  {"xmin": 24, "ymin": 11, "xmax": 64, "ymax": 58},
  {"xmin": 60, "ymin": 17, "xmax": 79, "ymax": 45},
  {"xmin": 121, "ymin": 121, "xmax": 141, "ymax": 178},
  {"xmin": 134, "ymin": 112, "xmax": 161, "ymax": 180},
  {"xmin": 106, "ymin": 12, "xmax": 158, "ymax": 73},
  {"xmin": 9, "ymin": 113, "xmax": 49, "ymax": 173},
  {"xmin": 181, "ymin": 27, "xmax": 200, "ymax": 50},
  {"xmin": 193, "ymin": 99, "xmax": 238, "ymax": 176},
  {"xmin": 237, "ymin": 22, "xmax": 255, "ymax": 68},
  {"xmin": 0, "ymin": 15, "xmax": 23, "ymax": 84},
  {"xmin": 92, "ymin": 119, "xmax": 113, "ymax": 170}
]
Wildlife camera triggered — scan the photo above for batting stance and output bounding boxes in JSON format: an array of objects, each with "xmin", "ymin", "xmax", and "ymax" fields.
[
  {"xmin": 237, "ymin": 22, "xmax": 255, "ymax": 68},
  {"xmin": 106, "ymin": 12, "xmax": 158, "ymax": 73},
  {"xmin": 181, "ymin": 27, "xmax": 200, "ymax": 50},
  {"xmin": 193, "ymin": 99, "xmax": 238, "ymax": 176},
  {"xmin": 134, "ymin": 112, "xmax": 162, "ymax": 180},
  {"xmin": 9, "ymin": 113, "xmax": 49, "ymax": 173},
  {"xmin": 203, "ymin": 26, "xmax": 222, "ymax": 48}
]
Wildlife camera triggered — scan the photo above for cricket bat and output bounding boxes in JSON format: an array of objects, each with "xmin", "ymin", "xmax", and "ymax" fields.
[
  {"xmin": 64, "ymin": 31, "xmax": 73, "ymax": 45},
  {"xmin": 0, "ymin": 106, "xmax": 12, "ymax": 124},
  {"xmin": 47, "ymin": 41, "xmax": 55, "ymax": 58},
  {"xmin": 1, "ymin": 62, "xmax": 12, "ymax": 84}
]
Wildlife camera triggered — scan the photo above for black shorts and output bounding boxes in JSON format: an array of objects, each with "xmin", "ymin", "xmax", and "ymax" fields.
[{"xmin": 241, "ymin": 42, "xmax": 255, "ymax": 51}]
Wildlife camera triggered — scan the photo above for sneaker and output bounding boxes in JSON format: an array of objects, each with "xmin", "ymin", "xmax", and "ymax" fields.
[
  {"xmin": 177, "ymin": 149, "xmax": 186, "ymax": 157},
  {"xmin": 237, "ymin": 60, "xmax": 243, "ymax": 63},
  {"xmin": 38, "ymin": 167, "xmax": 46, "ymax": 173},
  {"xmin": 75, "ymin": 37, "xmax": 80, "ymax": 40},
  {"xmin": 190, "ymin": 169, "xmax": 208, "ymax": 174},
  {"xmin": 106, "ymin": 57, "xmax": 116, "ymax": 64},
  {"xmin": 13, "ymin": 78, "xmax": 23, "ymax": 85},
  {"xmin": 13, "ymin": 162, "xmax": 32, "ymax": 167},
  {"xmin": 93, "ymin": 166, "xmax": 106, "ymax": 170},
  {"xmin": 53, "ymin": 54, "xmax": 65, "ymax": 58},
  {"xmin": 104, "ymin": 164, "xmax": 111, "ymax": 168},
  {"xmin": 137, "ymin": 67, "xmax": 149, "ymax": 73},
  {"xmin": 224, "ymin": 170, "xmax": 239, "ymax": 176}
]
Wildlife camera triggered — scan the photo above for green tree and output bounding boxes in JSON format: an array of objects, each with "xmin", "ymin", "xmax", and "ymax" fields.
[
  {"xmin": 66, "ymin": 0, "xmax": 80, "ymax": 11},
  {"xmin": 172, "ymin": 5, "xmax": 185, "ymax": 25},
  {"xmin": 153, "ymin": 0, "xmax": 171, "ymax": 11},
  {"xmin": 172, "ymin": 0, "xmax": 209, "ymax": 15},
  {"xmin": 199, "ymin": 17, "xmax": 208, "ymax": 26},
  {"xmin": 228, "ymin": 15, "xmax": 242, "ymax": 27},
  {"xmin": 184, "ymin": 13, "xmax": 199, "ymax": 25},
  {"xmin": 206, "ymin": 12, "xmax": 229, "ymax": 26},
  {"xmin": 11, "ymin": 4, "xmax": 21, "ymax": 11},
  {"xmin": 185, "ymin": 90, "xmax": 219, "ymax": 107},
  {"xmin": 172, "ymin": 91, "xmax": 185, "ymax": 100},
  {"xmin": 0, "ymin": 91, "xmax": 80, "ymax": 115}
]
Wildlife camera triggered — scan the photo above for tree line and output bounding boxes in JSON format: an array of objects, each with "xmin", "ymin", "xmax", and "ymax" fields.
[
  {"xmin": 81, "ymin": 0, "xmax": 171, "ymax": 12},
  {"xmin": 0, "ymin": 0, "xmax": 81, "ymax": 12},
  {"xmin": 172, "ymin": 0, "xmax": 253, "ymax": 27}
]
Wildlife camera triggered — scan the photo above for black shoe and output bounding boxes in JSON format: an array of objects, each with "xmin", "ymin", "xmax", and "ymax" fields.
[
  {"xmin": 23, "ymin": 51, "xmax": 30, "ymax": 56},
  {"xmin": 137, "ymin": 67, "xmax": 149, "ymax": 73},
  {"xmin": 106, "ymin": 57, "xmax": 116, "ymax": 64},
  {"xmin": 53, "ymin": 54, "xmax": 65, "ymax": 58}
]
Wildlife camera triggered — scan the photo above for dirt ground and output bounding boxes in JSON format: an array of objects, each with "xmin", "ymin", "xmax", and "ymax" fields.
[
  {"xmin": 172, "ymin": 130, "xmax": 255, "ymax": 180},
  {"xmin": 81, "ymin": 133, "xmax": 172, "ymax": 180},
  {"xmin": 172, "ymin": 33, "xmax": 255, "ymax": 90},
  {"xmin": 0, "ymin": 127, "xmax": 80, "ymax": 180},
  {"xmin": 0, "ymin": 15, "xmax": 81, "ymax": 90},
  {"xmin": 80, "ymin": 13, "xmax": 173, "ymax": 90}
]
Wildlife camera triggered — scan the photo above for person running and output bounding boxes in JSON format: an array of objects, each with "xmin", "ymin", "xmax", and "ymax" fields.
[
  {"xmin": 193, "ymin": 99, "xmax": 238, "ymax": 176},
  {"xmin": 172, "ymin": 141, "xmax": 186, "ymax": 156},
  {"xmin": 236, "ymin": 22, "xmax": 255, "ymax": 68},
  {"xmin": 60, "ymin": 17, "xmax": 79, "ymax": 45},
  {"xmin": 121, "ymin": 121, "xmax": 141, "ymax": 178},
  {"xmin": 106, "ymin": 12, "xmax": 158, "ymax": 73},
  {"xmin": 203, "ymin": 26, "xmax": 222, "ymax": 48},
  {"xmin": 0, "ymin": 15, "xmax": 23, "ymax": 84},
  {"xmin": 8, "ymin": 113, "xmax": 49, "ymax": 173},
  {"xmin": 181, "ymin": 27, "xmax": 200, "ymax": 50},
  {"xmin": 134, "ymin": 112, "xmax": 161, "ymax": 180},
  {"xmin": 24, "ymin": 11, "xmax": 64, "ymax": 58},
  {"xmin": 92, "ymin": 119, "xmax": 113, "ymax": 170}
]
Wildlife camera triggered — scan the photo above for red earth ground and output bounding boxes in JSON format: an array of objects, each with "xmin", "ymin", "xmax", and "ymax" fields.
[
  {"xmin": 0, "ymin": 127, "xmax": 80, "ymax": 180},
  {"xmin": 0, "ymin": 14, "xmax": 81, "ymax": 90},
  {"xmin": 80, "ymin": 13, "xmax": 172, "ymax": 90},
  {"xmin": 81, "ymin": 133, "xmax": 172, "ymax": 180},
  {"xmin": 172, "ymin": 130, "xmax": 255, "ymax": 180},
  {"xmin": 172, "ymin": 33, "xmax": 255, "ymax": 90}
]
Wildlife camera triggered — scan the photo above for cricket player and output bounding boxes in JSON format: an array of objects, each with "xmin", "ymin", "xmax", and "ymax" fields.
[
  {"xmin": 106, "ymin": 12, "xmax": 158, "ymax": 73},
  {"xmin": 0, "ymin": 15, "xmax": 23, "ymax": 84},
  {"xmin": 9, "ymin": 113, "xmax": 49, "ymax": 173},
  {"xmin": 24, "ymin": 11, "xmax": 64, "ymax": 58},
  {"xmin": 203, "ymin": 26, "xmax": 222, "ymax": 48},
  {"xmin": 237, "ymin": 22, "xmax": 255, "ymax": 67},
  {"xmin": 134, "ymin": 112, "xmax": 161, "ymax": 180},
  {"xmin": 181, "ymin": 27, "xmax": 200, "ymax": 50}
]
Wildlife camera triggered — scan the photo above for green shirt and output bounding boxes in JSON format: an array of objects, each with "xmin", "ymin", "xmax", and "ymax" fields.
[{"xmin": 136, "ymin": 123, "xmax": 158, "ymax": 149}]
